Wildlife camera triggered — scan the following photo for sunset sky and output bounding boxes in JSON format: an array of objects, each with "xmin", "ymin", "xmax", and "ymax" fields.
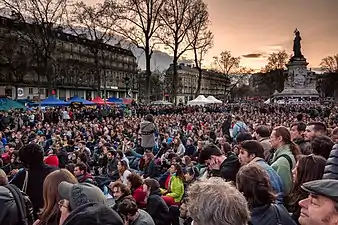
[{"xmin": 85, "ymin": 0, "xmax": 338, "ymax": 70}]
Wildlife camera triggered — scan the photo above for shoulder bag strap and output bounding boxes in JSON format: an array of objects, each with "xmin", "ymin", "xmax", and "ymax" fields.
[
  {"xmin": 275, "ymin": 154, "xmax": 293, "ymax": 170},
  {"xmin": 5, "ymin": 184, "xmax": 29, "ymax": 225},
  {"xmin": 22, "ymin": 170, "xmax": 29, "ymax": 193},
  {"xmin": 272, "ymin": 204, "xmax": 282, "ymax": 225}
]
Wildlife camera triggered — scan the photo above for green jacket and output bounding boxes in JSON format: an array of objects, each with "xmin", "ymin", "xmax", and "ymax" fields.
[
  {"xmin": 166, "ymin": 175, "xmax": 184, "ymax": 203},
  {"xmin": 271, "ymin": 144, "xmax": 296, "ymax": 194}
]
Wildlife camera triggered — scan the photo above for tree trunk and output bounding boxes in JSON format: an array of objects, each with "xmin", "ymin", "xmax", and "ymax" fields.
[
  {"xmin": 94, "ymin": 54, "xmax": 101, "ymax": 97},
  {"xmin": 172, "ymin": 56, "xmax": 178, "ymax": 105},
  {"xmin": 193, "ymin": 48, "xmax": 202, "ymax": 98},
  {"xmin": 145, "ymin": 44, "xmax": 152, "ymax": 103}
]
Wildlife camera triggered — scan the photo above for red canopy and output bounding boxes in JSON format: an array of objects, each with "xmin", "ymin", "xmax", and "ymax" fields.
[{"xmin": 91, "ymin": 96, "xmax": 109, "ymax": 105}]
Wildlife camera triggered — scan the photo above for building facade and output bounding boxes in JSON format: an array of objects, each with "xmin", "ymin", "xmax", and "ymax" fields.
[
  {"xmin": 0, "ymin": 16, "xmax": 138, "ymax": 100},
  {"xmin": 165, "ymin": 63, "xmax": 229, "ymax": 104}
]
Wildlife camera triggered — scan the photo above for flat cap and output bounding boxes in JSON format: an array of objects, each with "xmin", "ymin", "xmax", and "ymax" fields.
[{"xmin": 301, "ymin": 179, "xmax": 338, "ymax": 202}]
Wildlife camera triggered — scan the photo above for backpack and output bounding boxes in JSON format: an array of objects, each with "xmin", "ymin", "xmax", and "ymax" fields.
[{"xmin": 4, "ymin": 184, "xmax": 34, "ymax": 225}]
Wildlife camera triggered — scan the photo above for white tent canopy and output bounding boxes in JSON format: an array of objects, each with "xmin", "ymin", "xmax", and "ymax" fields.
[
  {"xmin": 187, "ymin": 95, "xmax": 213, "ymax": 106},
  {"xmin": 207, "ymin": 96, "xmax": 223, "ymax": 104}
]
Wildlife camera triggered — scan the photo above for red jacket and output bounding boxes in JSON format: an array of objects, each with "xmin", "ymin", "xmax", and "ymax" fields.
[
  {"xmin": 132, "ymin": 186, "xmax": 147, "ymax": 209},
  {"xmin": 44, "ymin": 155, "xmax": 59, "ymax": 167}
]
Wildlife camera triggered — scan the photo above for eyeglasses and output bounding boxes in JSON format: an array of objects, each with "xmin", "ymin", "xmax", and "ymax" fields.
[{"xmin": 58, "ymin": 199, "xmax": 69, "ymax": 209}]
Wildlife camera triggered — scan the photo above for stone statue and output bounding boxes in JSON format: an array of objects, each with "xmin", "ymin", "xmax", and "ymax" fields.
[{"xmin": 293, "ymin": 29, "xmax": 303, "ymax": 58}]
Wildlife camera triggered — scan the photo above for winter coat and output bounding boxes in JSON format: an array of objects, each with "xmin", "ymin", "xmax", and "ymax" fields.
[{"xmin": 140, "ymin": 121, "xmax": 156, "ymax": 148}]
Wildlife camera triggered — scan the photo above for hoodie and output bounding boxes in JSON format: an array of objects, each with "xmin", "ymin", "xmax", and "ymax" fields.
[{"xmin": 140, "ymin": 120, "xmax": 156, "ymax": 148}]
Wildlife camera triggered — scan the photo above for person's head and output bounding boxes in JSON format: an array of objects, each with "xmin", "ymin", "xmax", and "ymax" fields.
[
  {"xmin": 292, "ymin": 154, "xmax": 326, "ymax": 191},
  {"xmin": 298, "ymin": 179, "xmax": 338, "ymax": 225},
  {"xmin": 110, "ymin": 182, "xmax": 131, "ymax": 200},
  {"xmin": 107, "ymin": 150, "xmax": 117, "ymax": 160},
  {"xmin": 182, "ymin": 155, "xmax": 192, "ymax": 166},
  {"xmin": 254, "ymin": 125, "xmax": 270, "ymax": 140},
  {"xmin": 74, "ymin": 162, "xmax": 87, "ymax": 177},
  {"xmin": 305, "ymin": 122, "xmax": 327, "ymax": 141},
  {"xmin": 199, "ymin": 144, "xmax": 225, "ymax": 170},
  {"xmin": 184, "ymin": 166, "xmax": 200, "ymax": 182},
  {"xmin": 271, "ymin": 126, "xmax": 300, "ymax": 156},
  {"xmin": 311, "ymin": 136, "xmax": 334, "ymax": 159},
  {"xmin": 126, "ymin": 173, "xmax": 143, "ymax": 191},
  {"xmin": 234, "ymin": 116, "xmax": 242, "ymax": 122},
  {"xmin": 169, "ymin": 164, "xmax": 185, "ymax": 181},
  {"xmin": 117, "ymin": 198, "xmax": 139, "ymax": 222},
  {"xmin": 39, "ymin": 169, "xmax": 78, "ymax": 223},
  {"xmin": 144, "ymin": 114, "xmax": 154, "ymax": 123},
  {"xmin": 77, "ymin": 153, "xmax": 87, "ymax": 164},
  {"xmin": 18, "ymin": 143, "xmax": 44, "ymax": 169},
  {"xmin": 236, "ymin": 132, "xmax": 253, "ymax": 144},
  {"xmin": 290, "ymin": 122, "xmax": 307, "ymax": 140},
  {"xmin": 61, "ymin": 203, "xmax": 123, "ymax": 225},
  {"xmin": 187, "ymin": 177, "xmax": 250, "ymax": 225},
  {"xmin": 117, "ymin": 160, "xmax": 128, "ymax": 173},
  {"xmin": 237, "ymin": 163, "xmax": 276, "ymax": 208},
  {"xmin": 57, "ymin": 182, "xmax": 107, "ymax": 224},
  {"xmin": 0, "ymin": 169, "xmax": 8, "ymax": 186},
  {"xmin": 238, "ymin": 140, "xmax": 265, "ymax": 165},
  {"xmin": 143, "ymin": 152, "xmax": 154, "ymax": 164},
  {"xmin": 331, "ymin": 127, "xmax": 338, "ymax": 144},
  {"xmin": 143, "ymin": 178, "xmax": 160, "ymax": 195}
]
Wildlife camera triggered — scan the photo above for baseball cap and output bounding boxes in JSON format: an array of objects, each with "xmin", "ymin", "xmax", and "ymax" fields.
[
  {"xmin": 58, "ymin": 182, "xmax": 107, "ymax": 210},
  {"xmin": 301, "ymin": 179, "xmax": 338, "ymax": 202}
]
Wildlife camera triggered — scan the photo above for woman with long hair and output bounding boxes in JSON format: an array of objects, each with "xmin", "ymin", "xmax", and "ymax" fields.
[
  {"xmin": 173, "ymin": 137, "xmax": 185, "ymax": 157},
  {"xmin": 270, "ymin": 126, "xmax": 300, "ymax": 194},
  {"xmin": 33, "ymin": 169, "xmax": 78, "ymax": 225},
  {"xmin": 161, "ymin": 164, "xmax": 185, "ymax": 206},
  {"xmin": 143, "ymin": 152, "xmax": 159, "ymax": 179},
  {"xmin": 117, "ymin": 160, "xmax": 132, "ymax": 185},
  {"xmin": 237, "ymin": 163, "xmax": 296, "ymax": 225},
  {"xmin": 286, "ymin": 154, "xmax": 326, "ymax": 224}
]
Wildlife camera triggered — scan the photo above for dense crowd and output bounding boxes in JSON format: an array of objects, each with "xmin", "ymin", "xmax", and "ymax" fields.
[{"xmin": 1, "ymin": 102, "xmax": 338, "ymax": 225}]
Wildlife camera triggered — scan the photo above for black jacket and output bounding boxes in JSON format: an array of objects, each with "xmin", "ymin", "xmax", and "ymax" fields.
[
  {"xmin": 250, "ymin": 204, "xmax": 297, "ymax": 225},
  {"xmin": 0, "ymin": 186, "xmax": 19, "ymax": 225},
  {"xmin": 146, "ymin": 189, "xmax": 170, "ymax": 225},
  {"xmin": 10, "ymin": 163, "xmax": 57, "ymax": 218},
  {"xmin": 212, "ymin": 152, "xmax": 240, "ymax": 183},
  {"xmin": 323, "ymin": 144, "xmax": 338, "ymax": 179}
]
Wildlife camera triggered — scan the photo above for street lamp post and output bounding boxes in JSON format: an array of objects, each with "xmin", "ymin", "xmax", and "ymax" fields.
[{"xmin": 124, "ymin": 75, "xmax": 130, "ymax": 98}]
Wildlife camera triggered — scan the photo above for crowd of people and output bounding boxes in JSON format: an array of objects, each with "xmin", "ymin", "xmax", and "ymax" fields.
[{"xmin": 0, "ymin": 102, "xmax": 338, "ymax": 225}]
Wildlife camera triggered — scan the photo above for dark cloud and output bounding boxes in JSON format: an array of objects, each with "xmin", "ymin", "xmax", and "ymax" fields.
[{"xmin": 242, "ymin": 53, "xmax": 263, "ymax": 58}]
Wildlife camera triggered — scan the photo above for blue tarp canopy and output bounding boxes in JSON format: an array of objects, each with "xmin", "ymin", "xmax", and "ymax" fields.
[
  {"xmin": 107, "ymin": 97, "xmax": 123, "ymax": 104},
  {"xmin": 0, "ymin": 97, "xmax": 26, "ymax": 111},
  {"xmin": 40, "ymin": 95, "xmax": 70, "ymax": 106},
  {"xmin": 68, "ymin": 96, "xmax": 94, "ymax": 105}
]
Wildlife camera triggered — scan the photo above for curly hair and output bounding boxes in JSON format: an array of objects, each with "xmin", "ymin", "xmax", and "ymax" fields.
[
  {"xmin": 127, "ymin": 173, "xmax": 143, "ymax": 190},
  {"xmin": 19, "ymin": 143, "xmax": 44, "ymax": 168}
]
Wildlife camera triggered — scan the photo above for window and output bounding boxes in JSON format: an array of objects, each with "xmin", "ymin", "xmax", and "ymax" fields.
[{"xmin": 28, "ymin": 88, "xmax": 33, "ymax": 95}]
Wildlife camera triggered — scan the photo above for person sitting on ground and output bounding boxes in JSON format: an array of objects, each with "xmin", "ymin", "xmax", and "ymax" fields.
[
  {"xmin": 161, "ymin": 164, "xmax": 184, "ymax": 206},
  {"xmin": 118, "ymin": 198, "xmax": 155, "ymax": 225},
  {"xmin": 73, "ymin": 162, "xmax": 95, "ymax": 184},
  {"xmin": 110, "ymin": 182, "xmax": 134, "ymax": 212}
]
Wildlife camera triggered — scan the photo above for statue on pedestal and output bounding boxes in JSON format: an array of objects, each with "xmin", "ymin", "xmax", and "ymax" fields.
[{"xmin": 293, "ymin": 29, "xmax": 303, "ymax": 59}]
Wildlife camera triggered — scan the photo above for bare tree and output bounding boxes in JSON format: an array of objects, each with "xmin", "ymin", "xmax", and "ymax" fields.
[
  {"xmin": 0, "ymin": 34, "xmax": 32, "ymax": 99},
  {"xmin": 265, "ymin": 50, "xmax": 288, "ymax": 71},
  {"xmin": 320, "ymin": 54, "xmax": 338, "ymax": 73},
  {"xmin": 158, "ymin": 0, "xmax": 202, "ymax": 103},
  {"xmin": 186, "ymin": 0, "xmax": 213, "ymax": 98},
  {"xmin": 1, "ymin": 0, "xmax": 68, "ymax": 95},
  {"xmin": 67, "ymin": 0, "xmax": 119, "ymax": 97},
  {"xmin": 212, "ymin": 50, "xmax": 240, "ymax": 99},
  {"xmin": 116, "ymin": 0, "xmax": 165, "ymax": 102},
  {"xmin": 320, "ymin": 54, "xmax": 338, "ymax": 102}
]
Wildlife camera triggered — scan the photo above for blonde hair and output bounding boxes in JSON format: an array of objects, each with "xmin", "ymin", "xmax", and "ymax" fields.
[{"xmin": 187, "ymin": 177, "xmax": 250, "ymax": 225}]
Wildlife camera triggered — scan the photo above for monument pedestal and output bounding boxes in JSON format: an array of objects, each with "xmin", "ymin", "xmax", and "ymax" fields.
[{"xmin": 273, "ymin": 56, "xmax": 319, "ymax": 102}]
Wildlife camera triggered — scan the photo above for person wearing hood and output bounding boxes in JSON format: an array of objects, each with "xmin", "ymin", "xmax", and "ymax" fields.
[
  {"xmin": 143, "ymin": 179, "xmax": 170, "ymax": 225},
  {"xmin": 140, "ymin": 114, "xmax": 156, "ymax": 151}
]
